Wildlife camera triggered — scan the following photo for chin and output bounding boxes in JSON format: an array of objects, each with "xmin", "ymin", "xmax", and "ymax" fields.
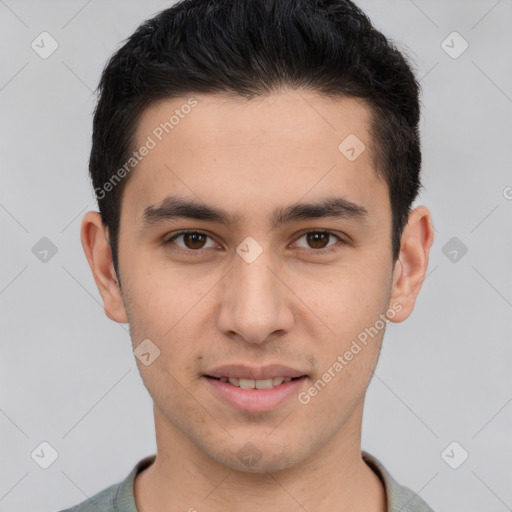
[{"xmin": 212, "ymin": 440, "xmax": 306, "ymax": 474}]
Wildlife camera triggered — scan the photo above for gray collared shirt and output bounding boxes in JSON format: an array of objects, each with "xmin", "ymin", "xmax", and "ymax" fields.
[{"xmin": 58, "ymin": 451, "xmax": 436, "ymax": 511}]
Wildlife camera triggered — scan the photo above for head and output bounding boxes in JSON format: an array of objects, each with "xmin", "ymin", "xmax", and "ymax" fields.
[{"xmin": 82, "ymin": 0, "xmax": 433, "ymax": 474}]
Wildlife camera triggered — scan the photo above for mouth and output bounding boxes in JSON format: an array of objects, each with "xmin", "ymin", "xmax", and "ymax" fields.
[
  {"xmin": 203, "ymin": 367, "xmax": 308, "ymax": 412},
  {"xmin": 206, "ymin": 375, "xmax": 306, "ymax": 389}
]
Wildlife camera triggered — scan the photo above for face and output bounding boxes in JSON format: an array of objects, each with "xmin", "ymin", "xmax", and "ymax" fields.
[{"xmin": 109, "ymin": 91, "xmax": 401, "ymax": 472}]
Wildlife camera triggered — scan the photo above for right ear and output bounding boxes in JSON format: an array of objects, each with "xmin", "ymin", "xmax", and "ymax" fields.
[{"xmin": 80, "ymin": 211, "xmax": 128, "ymax": 323}]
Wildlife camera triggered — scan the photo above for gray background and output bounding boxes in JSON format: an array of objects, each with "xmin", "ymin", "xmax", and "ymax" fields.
[{"xmin": 1, "ymin": 0, "xmax": 511, "ymax": 510}]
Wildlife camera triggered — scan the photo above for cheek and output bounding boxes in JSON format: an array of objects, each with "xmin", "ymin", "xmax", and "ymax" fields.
[
  {"xmin": 303, "ymin": 263, "xmax": 392, "ymax": 342},
  {"xmin": 123, "ymin": 261, "xmax": 207, "ymax": 332},
  {"xmin": 123, "ymin": 271, "xmax": 212, "ymax": 382},
  {"xmin": 296, "ymin": 350, "xmax": 381, "ymax": 441}
]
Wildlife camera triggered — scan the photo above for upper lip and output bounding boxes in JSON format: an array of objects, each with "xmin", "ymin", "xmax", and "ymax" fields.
[{"xmin": 206, "ymin": 364, "xmax": 307, "ymax": 380}]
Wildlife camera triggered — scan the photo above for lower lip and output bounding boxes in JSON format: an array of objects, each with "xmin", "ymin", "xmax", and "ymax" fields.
[{"xmin": 205, "ymin": 376, "xmax": 307, "ymax": 412}]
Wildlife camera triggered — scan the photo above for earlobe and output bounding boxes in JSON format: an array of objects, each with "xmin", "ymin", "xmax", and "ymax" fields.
[
  {"xmin": 80, "ymin": 211, "xmax": 129, "ymax": 323},
  {"xmin": 388, "ymin": 206, "xmax": 434, "ymax": 323}
]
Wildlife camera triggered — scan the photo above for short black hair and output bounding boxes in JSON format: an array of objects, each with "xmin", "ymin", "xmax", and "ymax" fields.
[{"xmin": 89, "ymin": 0, "xmax": 422, "ymax": 278}]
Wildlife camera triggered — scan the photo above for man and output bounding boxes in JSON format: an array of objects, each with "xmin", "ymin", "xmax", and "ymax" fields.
[{"xmin": 62, "ymin": 0, "xmax": 436, "ymax": 510}]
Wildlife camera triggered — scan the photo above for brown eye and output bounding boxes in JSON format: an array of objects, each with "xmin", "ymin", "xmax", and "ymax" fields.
[
  {"xmin": 306, "ymin": 232, "xmax": 330, "ymax": 249},
  {"xmin": 166, "ymin": 231, "xmax": 217, "ymax": 252},
  {"xmin": 182, "ymin": 232, "xmax": 207, "ymax": 249},
  {"xmin": 295, "ymin": 231, "xmax": 341, "ymax": 251}
]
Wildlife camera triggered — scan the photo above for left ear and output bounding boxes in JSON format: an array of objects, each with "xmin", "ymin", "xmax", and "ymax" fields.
[{"xmin": 388, "ymin": 205, "xmax": 434, "ymax": 323}]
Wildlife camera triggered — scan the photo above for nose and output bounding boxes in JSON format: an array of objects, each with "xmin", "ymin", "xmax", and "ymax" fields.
[{"xmin": 216, "ymin": 245, "xmax": 294, "ymax": 345}]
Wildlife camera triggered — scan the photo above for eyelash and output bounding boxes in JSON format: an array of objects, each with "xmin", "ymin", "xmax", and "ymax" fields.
[{"xmin": 163, "ymin": 230, "xmax": 347, "ymax": 255}]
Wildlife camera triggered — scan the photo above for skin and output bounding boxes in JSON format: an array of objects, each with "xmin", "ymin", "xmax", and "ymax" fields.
[{"xmin": 81, "ymin": 90, "xmax": 434, "ymax": 512}]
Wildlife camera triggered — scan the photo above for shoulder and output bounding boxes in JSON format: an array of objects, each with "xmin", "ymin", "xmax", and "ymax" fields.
[
  {"xmin": 56, "ymin": 481, "xmax": 120, "ymax": 512},
  {"xmin": 56, "ymin": 455, "xmax": 156, "ymax": 512},
  {"xmin": 362, "ymin": 450, "xmax": 436, "ymax": 512}
]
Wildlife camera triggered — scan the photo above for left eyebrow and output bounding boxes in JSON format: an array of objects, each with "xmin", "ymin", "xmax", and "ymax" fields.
[
  {"xmin": 140, "ymin": 194, "xmax": 369, "ymax": 230},
  {"xmin": 271, "ymin": 196, "xmax": 368, "ymax": 229}
]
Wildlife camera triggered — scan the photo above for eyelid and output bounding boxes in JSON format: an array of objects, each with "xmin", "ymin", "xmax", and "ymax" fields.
[{"xmin": 164, "ymin": 229, "xmax": 348, "ymax": 254}]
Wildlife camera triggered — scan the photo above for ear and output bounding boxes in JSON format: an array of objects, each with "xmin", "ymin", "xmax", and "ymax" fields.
[
  {"xmin": 80, "ymin": 211, "xmax": 128, "ymax": 323},
  {"xmin": 388, "ymin": 206, "xmax": 434, "ymax": 323}
]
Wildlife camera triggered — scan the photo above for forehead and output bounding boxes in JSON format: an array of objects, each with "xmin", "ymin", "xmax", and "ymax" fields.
[
  {"xmin": 123, "ymin": 91, "xmax": 387, "ymax": 225},
  {"xmin": 135, "ymin": 91, "xmax": 374, "ymax": 152}
]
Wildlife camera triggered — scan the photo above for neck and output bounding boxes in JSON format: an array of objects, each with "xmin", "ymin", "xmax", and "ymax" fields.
[{"xmin": 134, "ymin": 403, "xmax": 386, "ymax": 512}]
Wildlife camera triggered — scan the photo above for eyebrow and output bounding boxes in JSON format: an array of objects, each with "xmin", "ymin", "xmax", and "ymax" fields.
[{"xmin": 141, "ymin": 195, "xmax": 368, "ymax": 230}]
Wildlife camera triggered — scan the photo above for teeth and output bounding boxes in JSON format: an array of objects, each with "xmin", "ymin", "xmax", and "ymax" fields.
[
  {"xmin": 256, "ymin": 378, "xmax": 273, "ymax": 389},
  {"xmin": 220, "ymin": 376, "xmax": 295, "ymax": 389},
  {"xmin": 239, "ymin": 378, "xmax": 255, "ymax": 389}
]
